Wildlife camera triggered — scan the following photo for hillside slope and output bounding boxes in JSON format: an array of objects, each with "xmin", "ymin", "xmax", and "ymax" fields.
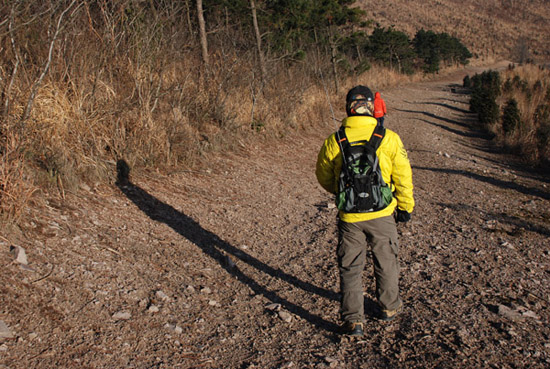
[
  {"xmin": 2, "ymin": 62, "xmax": 550, "ymax": 368},
  {"xmin": 357, "ymin": 0, "xmax": 550, "ymax": 63}
]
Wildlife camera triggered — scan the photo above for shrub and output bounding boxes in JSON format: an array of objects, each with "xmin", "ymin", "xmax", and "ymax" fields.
[
  {"xmin": 534, "ymin": 104, "xmax": 550, "ymax": 125},
  {"xmin": 413, "ymin": 29, "xmax": 472, "ymax": 72},
  {"xmin": 481, "ymin": 70, "xmax": 502, "ymax": 97},
  {"xmin": 463, "ymin": 75, "xmax": 471, "ymax": 88},
  {"xmin": 502, "ymin": 98, "xmax": 521, "ymax": 135},
  {"xmin": 502, "ymin": 78, "xmax": 513, "ymax": 93},
  {"xmin": 512, "ymin": 75, "xmax": 528, "ymax": 92},
  {"xmin": 479, "ymin": 92, "xmax": 500, "ymax": 125},
  {"xmin": 536, "ymin": 122, "xmax": 550, "ymax": 163},
  {"xmin": 469, "ymin": 70, "xmax": 502, "ymax": 127},
  {"xmin": 354, "ymin": 60, "xmax": 371, "ymax": 75},
  {"xmin": 535, "ymin": 104, "xmax": 550, "ymax": 159}
]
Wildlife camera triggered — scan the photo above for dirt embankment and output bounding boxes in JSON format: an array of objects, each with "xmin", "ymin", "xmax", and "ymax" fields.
[{"xmin": 1, "ymin": 63, "xmax": 550, "ymax": 368}]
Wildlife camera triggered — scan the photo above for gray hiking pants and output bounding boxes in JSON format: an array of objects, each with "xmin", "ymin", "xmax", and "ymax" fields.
[{"xmin": 337, "ymin": 215, "xmax": 401, "ymax": 323}]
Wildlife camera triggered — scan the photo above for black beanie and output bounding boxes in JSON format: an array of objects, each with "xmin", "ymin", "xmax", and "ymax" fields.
[{"xmin": 346, "ymin": 85, "xmax": 374, "ymax": 116}]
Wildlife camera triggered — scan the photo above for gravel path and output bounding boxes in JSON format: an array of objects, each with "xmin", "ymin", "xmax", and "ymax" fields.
[{"xmin": 2, "ymin": 63, "xmax": 550, "ymax": 368}]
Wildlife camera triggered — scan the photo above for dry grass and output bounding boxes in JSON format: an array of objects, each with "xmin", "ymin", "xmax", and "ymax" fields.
[
  {"xmin": 0, "ymin": 133, "xmax": 39, "ymax": 223},
  {"xmin": 496, "ymin": 64, "xmax": 550, "ymax": 163}
]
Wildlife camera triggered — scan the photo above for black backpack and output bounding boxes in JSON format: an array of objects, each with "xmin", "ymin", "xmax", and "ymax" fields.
[{"xmin": 335, "ymin": 125, "xmax": 393, "ymax": 213}]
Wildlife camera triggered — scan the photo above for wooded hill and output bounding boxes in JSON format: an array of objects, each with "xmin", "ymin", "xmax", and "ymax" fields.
[{"xmin": 359, "ymin": 0, "xmax": 550, "ymax": 64}]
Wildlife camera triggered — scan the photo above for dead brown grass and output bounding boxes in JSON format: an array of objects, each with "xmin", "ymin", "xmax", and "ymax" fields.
[
  {"xmin": 1, "ymin": 0, "xmax": 550, "ymax": 226},
  {"xmin": 496, "ymin": 64, "xmax": 550, "ymax": 163},
  {"xmin": 0, "ymin": 133, "xmax": 39, "ymax": 223}
]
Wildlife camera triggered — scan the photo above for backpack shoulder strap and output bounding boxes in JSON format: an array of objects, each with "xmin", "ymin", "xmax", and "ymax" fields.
[
  {"xmin": 335, "ymin": 126, "xmax": 352, "ymax": 177},
  {"xmin": 335, "ymin": 126, "xmax": 349, "ymax": 152},
  {"xmin": 368, "ymin": 125, "xmax": 386, "ymax": 150}
]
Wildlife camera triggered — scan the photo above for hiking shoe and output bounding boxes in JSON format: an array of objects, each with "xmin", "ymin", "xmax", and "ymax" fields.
[
  {"xmin": 379, "ymin": 303, "xmax": 403, "ymax": 321},
  {"xmin": 342, "ymin": 321, "xmax": 364, "ymax": 337}
]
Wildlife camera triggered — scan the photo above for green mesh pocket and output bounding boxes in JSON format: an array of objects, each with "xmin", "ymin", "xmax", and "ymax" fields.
[{"xmin": 381, "ymin": 186, "xmax": 393, "ymax": 206}]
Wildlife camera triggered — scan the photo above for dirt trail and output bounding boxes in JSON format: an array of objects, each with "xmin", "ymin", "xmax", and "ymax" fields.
[{"xmin": 2, "ymin": 63, "xmax": 550, "ymax": 368}]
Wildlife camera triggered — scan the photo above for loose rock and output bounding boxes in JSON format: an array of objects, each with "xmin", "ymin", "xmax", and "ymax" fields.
[
  {"xmin": 112, "ymin": 312, "xmax": 132, "ymax": 320},
  {"xmin": 278, "ymin": 311, "xmax": 292, "ymax": 323},
  {"xmin": 0, "ymin": 321, "xmax": 14, "ymax": 339}
]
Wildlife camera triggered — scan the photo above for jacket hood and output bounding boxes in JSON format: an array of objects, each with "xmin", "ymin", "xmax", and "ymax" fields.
[{"xmin": 375, "ymin": 92, "xmax": 381, "ymax": 98}]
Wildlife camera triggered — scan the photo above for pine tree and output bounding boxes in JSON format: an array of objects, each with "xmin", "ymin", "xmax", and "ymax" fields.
[{"xmin": 502, "ymin": 98, "xmax": 521, "ymax": 134}]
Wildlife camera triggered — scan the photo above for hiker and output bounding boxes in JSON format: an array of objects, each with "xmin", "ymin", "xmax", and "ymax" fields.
[
  {"xmin": 315, "ymin": 85, "xmax": 414, "ymax": 337},
  {"xmin": 374, "ymin": 91, "xmax": 387, "ymax": 127}
]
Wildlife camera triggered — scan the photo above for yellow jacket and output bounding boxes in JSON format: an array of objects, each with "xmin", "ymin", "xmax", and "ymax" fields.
[{"xmin": 316, "ymin": 115, "xmax": 414, "ymax": 223}]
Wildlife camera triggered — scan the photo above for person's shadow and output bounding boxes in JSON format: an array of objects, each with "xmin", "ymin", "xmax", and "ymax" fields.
[{"xmin": 115, "ymin": 160, "xmax": 375, "ymax": 335}]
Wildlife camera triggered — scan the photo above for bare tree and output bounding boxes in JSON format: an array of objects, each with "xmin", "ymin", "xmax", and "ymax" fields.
[
  {"xmin": 196, "ymin": 0, "xmax": 209, "ymax": 67},
  {"xmin": 250, "ymin": 0, "xmax": 267, "ymax": 82},
  {"xmin": 329, "ymin": 27, "xmax": 339, "ymax": 93},
  {"xmin": 22, "ymin": 0, "xmax": 81, "ymax": 122},
  {"xmin": 183, "ymin": 0, "xmax": 194, "ymax": 37},
  {"xmin": 3, "ymin": 6, "xmax": 20, "ymax": 118}
]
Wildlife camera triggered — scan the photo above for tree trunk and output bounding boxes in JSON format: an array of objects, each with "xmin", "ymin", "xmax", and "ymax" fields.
[
  {"xmin": 196, "ymin": 0, "xmax": 209, "ymax": 67},
  {"xmin": 250, "ymin": 0, "xmax": 267, "ymax": 82},
  {"xmin": 356, "ymin": 44, "xmax": 362, "ymax": 62},
  {"xmin": 184, "ymin": 0, "xmax": 193, "ymax": 37},
  {"xmin": 396, "ymin": 53, "xmax": 402, "ymax": 73},
  {"xmin": 329, "ymin": 32, "xmax": 339, "ymax": 93}
]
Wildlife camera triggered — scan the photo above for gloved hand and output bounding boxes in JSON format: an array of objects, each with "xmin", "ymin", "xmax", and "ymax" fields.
[{"xmin": 395, "ymin": 209, "xmax": 411, "ymax": 223}]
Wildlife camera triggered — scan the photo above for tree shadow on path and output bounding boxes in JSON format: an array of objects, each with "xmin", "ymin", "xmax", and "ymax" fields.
[
  {"xmin": 414, "ymin": 166, "xmax": 550, "ymax": 201},
  {"xmin": 395, "ymin": 108, "xmax": 472, "ymax": 129},
  {"xmin": 115, "ymin": 160, "xmax": 342, "ymax": 335},
  {"xmin": 437, "ymin": 202, "xmax": 550, "ymax": 237},
  {"xmin": 420, "ymin": 101, "xmax": 471, "ymax": 115},
  {"xmin": 417, "ymin": 118, "xmax": 484, "ymax": 139}
]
